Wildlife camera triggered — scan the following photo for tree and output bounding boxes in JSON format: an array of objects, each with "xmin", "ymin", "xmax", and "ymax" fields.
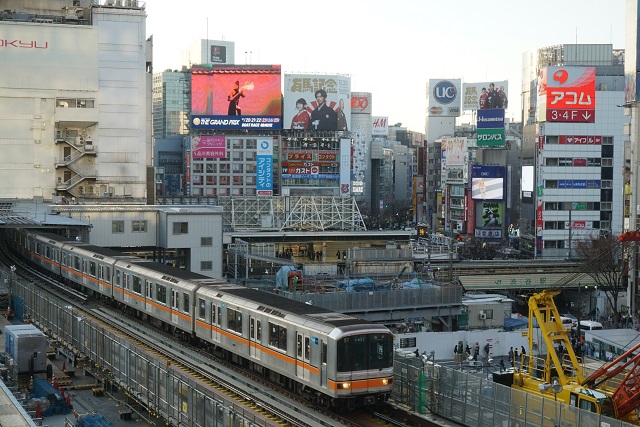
[{"xmin": 574, "ymin": 234, "xmax": 630, "ymax": 326}]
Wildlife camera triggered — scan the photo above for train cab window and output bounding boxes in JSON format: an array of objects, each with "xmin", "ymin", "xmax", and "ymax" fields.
[
  {"xmin": 74, "ymin": 256, "xmax": 81, "ymax": 271},
  {"xmin": 256, "ymin": 320, "xmax": 261, "ymax": 341},
  {"xmin": 89, "ymin": 261, "xmax": 96, "ymax": 277},
  {"xmin": 199, "ymin": 299, "xmax": 206, "ymax": 319},
  {"xmin": 336, "ymin": 334, "xmax": 393, "ymax": 372},
  {"xmin": 156, "ymin": 284, "xmax": 167, "ymax": 304},
  {"xmin": 183, "ymin": 294, "xmax": 189, "ymax": 313},
  {"xmin": 132, "ymin": 276, "xmax": 142, "ymax": 294}
]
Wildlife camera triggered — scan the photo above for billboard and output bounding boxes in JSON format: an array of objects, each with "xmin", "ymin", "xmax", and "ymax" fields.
[
  {"xmin": 340, "ymin": 138, "xmax": 351, "ymax": 196},
  {"xmin": 351, "ymin": 92, "xmax": 372, "ymax": 115},
  {"xmin": 472, "ymin": 178, "xmax": 504, "ymax": 200},
  {"xmin": 442, "ymin": 137, "xmax": 467, "ymax": 167},
  {"xmin": 283, "ymin": 74, "xmax": 351, "ymax": 131},
  {"xmin": 427, "ymin": 79, "xmax": 461, "ymax": 117},
  {"xmin": 475, "ymin": 201, "xmax": 503, "ymax": 229},
  {"xmin": 210, "ymin": 45, "xmax": 227, "ymax": 63},
  {"xmin": 462, "ymin": 81, "xmax": 508, "ymax": 110},
  {"xmin": 192, "ymin": 135, "xmax": 226, "ymax": 159},
  {"xmin": 372, "ymin": 116, "xmax": 389, "ymax": 136},
  {"xmin": 476, "ymin": 109, "xmax": 505, "ymax": 147},
  {"xmin": 537, "ymin": 66, "xmax": 596, "ymax": 123},
  {"xmin": 522, "ymin": 165, "xmax": 534, "ymax": 195},
  {"xmin": 191, "ymin": 65, "xmax": 282, "ymax": 130},
  {"xmin": 256, "ymin": 137, "xmax": 273, "ymax": 196}
]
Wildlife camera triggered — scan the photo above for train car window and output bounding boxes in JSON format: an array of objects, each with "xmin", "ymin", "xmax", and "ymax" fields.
[
  {"xmin": 305, "ymin": 337, "xmax": 310, "ymax": 361},
  {"xmin": 226, "ymin": 308, "xmax": 242, "ymax": 334},
  {"xmin": 146, "ymin": 281, "xmax": 153, "ymax": 298},
  {"xmin": 82, "ymin": 259, "xmax": 86, "ymax": 273},
  {"xmin": 89, "ymin": 261, "xmax": 96, "ymax": 277},
  {"xmin": 269, "ymin": 323, "xmax": 287, "ymax": 350},
  {"xmin": 98, "ymin": 265, "xmax": 103, "ymax": 280},
  {"xmin": 183, "ymin": 294, "xmax": 189, "ymax": 313},
  {"xmin": 171, "ymin": 290, "xmax": 178, "ymax": 309},
  {"xmin": 116, "ymin": 270, "xmax": 121, "ymax": 286},
  {"xmin": 74, "ymin": 256, "xmax": 81, "ymax": 271},
  {"xmin": 217, "ymin": 305, "xmax": 222, "ymax": 326},
  {"xmin": 124, "ymin": 273, "xmax": 129, "ymax": 289},
  {"xmin": 63, "ymin": 253, "xmax": 68, "ymax": 266},
  {"xmin": 156, "ymin": 284, "xmax": 167, "ymax": 304},
  {"xmin": 297, "ymin": 335, "xmax": 302, "ymax": 357},
  {"xmin": 369, "ymin": 333, "xmax": 393, "ymax": 370},
  {"xmin": 105, "ymin": 267, "xmax": 111, "ymax": 284},
  {"xmin": 250, "ymin": 318, "xmax": 254, "ymax": 339},
  {"xmin": 36, "ymin": 242, "xmax": 41, "ymax": 254},
  {"xmin": 199, "ymin": 299, "xmax": 206, "ymax": 319},
  {"xmin": 256, "ymin": 320, "xmax": 261, "ymax": 341},
  {"xmin": 210, "ymin": 303, "xmax": 216, "ymax": 324},
  {"xmin": 45, "ymin": 246, "xmax": 50, "ymax": 259},
  {"xmin": 322, "ymin": 341, "xmax": 327, "ymax": 364},
  {"xmin": 132, "ymin": 276, "xmax": 142, "ymax": 294}
]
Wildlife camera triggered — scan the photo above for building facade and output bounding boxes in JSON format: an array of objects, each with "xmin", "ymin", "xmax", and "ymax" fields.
[{"xmin": 0, "ymin": 1, "xmax": 152, "ymax": 203}]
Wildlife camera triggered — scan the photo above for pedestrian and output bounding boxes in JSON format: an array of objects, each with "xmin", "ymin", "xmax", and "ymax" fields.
[
  {"xmin": 514, "ymin": 347, "xmax": 519, "ymax": 363},
  {"xmin": 499, "ymin": 357, "xmax": 506, "ymax": 372},
  {"xmin": 474, "ymin": 342, "xmax": 480, "ymax": 361},
  {"xmin": 414, "ymin": 348, "xmax": 420, "ymax": 358},
  {"xmin": 508, "ymin": 347, "xmax": 514, "ymax": 362},
  {"xmin": 454, "ymin": 344, "xmax": 458, "ymax": 355},
  {"xmin": 484, "ymin": 342, "xmax": 490, "ymax": 356},
  {"xmin": 336, "ymin": 250, "xmax": 340, "ymax": 260},
  {"xmin": 521, "ymin": 346, "xmax": 526, "ymax": 355}
]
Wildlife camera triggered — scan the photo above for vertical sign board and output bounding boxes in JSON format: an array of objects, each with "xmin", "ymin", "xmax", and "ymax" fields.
[
  {"xmin": 538, "ymin": 66, "xmax": 596, "ymax": 123},
  {"xmin": 339, "ymin": 138, "xmax": 351, "ymax": 197},
  {"xmin": 185, "ymin": 137, "xmax": 191, "ymax": 196},
  {"xmin": 428, "ymin": 79, "xmax": 461, "ymax": 117},
  {"xmin": 476, "ymin": 109, "xmax": 505, "ymax": 147},
  {"xmin": 256, "ymin": 137, "xmax": 273, "ymax": 196}
]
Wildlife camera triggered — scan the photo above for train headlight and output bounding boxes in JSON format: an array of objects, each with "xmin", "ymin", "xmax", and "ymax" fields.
[
  {"xmin": 338, "ymin": 382, "xmax": 351, "ymax": 390},
  {"xmin": 382, "ymin": 378, "xmax": 389, "ymax": 386}
]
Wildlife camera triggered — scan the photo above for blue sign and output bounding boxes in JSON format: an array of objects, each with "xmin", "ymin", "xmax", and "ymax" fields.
[
  {"xmin": 191, "ymin": 115, "xmax": 282, "ymax": 130},
  {"xmin": 477, "ymin": 109, "xmax": 505, "ymax": 129},
  {"xmin": 256, "ymin": 138, "xmax": 273, "ymax": 196},
  {"xmin": 433, "ymin": 80, "xmax": 457, "ymax": 104},
  {"xmin": 472, "ymin": 165, "xmax": 505, "ymax": 178}
]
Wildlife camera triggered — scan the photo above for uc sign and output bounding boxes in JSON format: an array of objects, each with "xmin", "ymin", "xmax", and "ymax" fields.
[
  {"xmin": 433, "ymin": 81, "xmax": 457, "ymax": 104},
  {"xmin": 351, "ymin": 96, "xmax": 369, "ymax": 112}
]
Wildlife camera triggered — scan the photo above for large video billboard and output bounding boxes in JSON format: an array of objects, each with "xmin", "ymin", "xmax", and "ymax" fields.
[
  {"xmin": 475, "ymin": 201, "xmax": 503, "ymax": 229},
  {"xmin": 427, "ymin": 79, "xmax": 461, "ymax": 117},
  {"xmin": 462, "ymin": 81, "xmax": 508, "ymax": 110},
  {"xmin": 537, "ymin": 66, "xmax": 596, "ymax": 123},
  {"xmin": 283, "ymin": 74, "xmax": 351, "ymax": 131},
  {"xmin": 471, "ymin": 165, "xmax": 505, "ymax": 200},
  {"xmin": 191, "ymin": 65, "xmax": 282, "ymax": 130}
]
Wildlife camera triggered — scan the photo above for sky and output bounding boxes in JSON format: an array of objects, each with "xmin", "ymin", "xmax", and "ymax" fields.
[{"xmin": 145, "ymin": 0, "xmax": 627, "ymax": 133}]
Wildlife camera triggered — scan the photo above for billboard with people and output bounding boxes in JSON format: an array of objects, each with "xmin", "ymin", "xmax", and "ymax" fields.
[
  {"xmin": 283, "ymin": 74, "xmax": 351, "ymax": 131},
  {"xmin": 191, "ymin": 65, "xmax": 282, "ymax": 130},
  {"xmin": 462, "ymin": 81, "xmax": 509, "ymax": 110}
]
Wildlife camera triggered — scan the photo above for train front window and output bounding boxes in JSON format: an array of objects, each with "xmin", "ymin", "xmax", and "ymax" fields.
[{"xmin": 337, "ymin": 333, "xmax": 393, "ymax": 372}]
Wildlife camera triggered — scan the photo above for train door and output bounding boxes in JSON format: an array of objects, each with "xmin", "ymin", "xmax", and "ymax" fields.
[
  {"xmin": 171, "ymin": 289, "xmax": 179, "ymax": 324},
  {"xmin": 321, "ymin": 340, "xmax": 328, "ymax": 388},
  {"xmin": 145, "ymin": 280, "xmax": 153, "ymax": 313},
  {"xmin": 296, "ymin": 333, "xmax": 311, "ymax": 381},
  {"xmin": 211, "ymin": 303, "xmax": 220, "ymax": 342},
  {"xmin": 249, "ymin": 317, "xmax": 260, "ymax": 359}
]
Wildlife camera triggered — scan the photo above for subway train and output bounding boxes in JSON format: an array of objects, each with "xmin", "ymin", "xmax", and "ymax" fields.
[{"xmin": 6, "ymin": 229, "xmax": 394, "ymax": 409}]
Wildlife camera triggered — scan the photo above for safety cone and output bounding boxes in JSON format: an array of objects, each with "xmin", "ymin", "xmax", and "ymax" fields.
[
  {"xmin": 65, "ymin": 394, "xmax": 71, "ymax": 408},
  {"xmin": 35, "ymin": 404, "xmax": 41, "ymax": 418},
  {"xmin": 53, "ymin": 377, "xmax": 58, "ymax": 389},
  {"xmin": 60, "ymin": 387, "xmax": 65, "ymax": 400}
]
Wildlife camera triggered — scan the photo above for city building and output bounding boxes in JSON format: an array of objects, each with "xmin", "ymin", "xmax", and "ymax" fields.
[
  {"xmin": 0, "ymin": 0, "xmax": 152, "ymax": 203},
  {"xmin": 520, "ymin": 44, "xmax": 628, "ymax": 259}
]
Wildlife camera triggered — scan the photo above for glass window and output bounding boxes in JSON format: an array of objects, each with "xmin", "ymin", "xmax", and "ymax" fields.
[
  {"xmin": 89, "ymin": 261, "xmax": 96, "ymax": 277},
  {"xmin": 336, "ymin": 333, "xmax": 393, "ymax": 372},
  {"xmin": 132, "ymin": 220, "xmax": 147, "ymax": 233},
  {"xmin": 74, "ymin": 256, "xmax": 81, "ymax": 270},
  {"xmin": 201, "ymin": 261, "xmax": 212, "ymax": 270},
  {"xmin": 112, "ymin": 220, "xmax": 124, "ymax": 233},
  {"xmin": 268, "ymin": 322, "xmax": 287, "ymax": 350},
  {"xmin": 173, "ymin": 222, "xmax": 188, "ymax": 234},
  {"xmin": 201, "ymin": 237, "xmax": 213, "ymax": 246},
  {"xmin": 183, "ymin": 293, "xmax": 189, "ymax": 313},
  {"xmin": 132, "ymin": 276, "xmax": 142, "ymax": 294},
  {"xmin": 156, "ymin": 284, "xmax": 167, "ymax": 304},
  {"xmin": 257, "ymin": 320, "xmax": 262, "ymax": 341}
]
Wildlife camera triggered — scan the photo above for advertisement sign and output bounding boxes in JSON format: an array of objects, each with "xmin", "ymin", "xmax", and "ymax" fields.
[
  {"xmin": 462, "ymin": 81, "xmax": 509, "ymax": 110},
  {"xmin": 558, "ymin": 135, "xmax": 602, "ymax": 145},
  {"xmin": 537, "ymin": 66, "xmax": 596, "ymax": 123},
  {"xmin": 351, "ymin": 92, "xmax": 372, "ymax": 115},
  {"xmin": 428, "ymin": 79, "xmax": 461, "ymax": 117},
  {"xmin": 442, "ymin": 137, "xmax": 467, "ymax": 167},
  {"xmin": 476, "ymin": 109, "xmax": 505, "ymax": 147},
  {"xmin": 256, "ymin": 137, "xmax": 273, "ymax": 196},
  {"xmin": 210, "ymin": 45, "xmax": 227, "ymax": 63},
  {"xmin": 475, "ymin": 201, "xmax": 503, "ymax": 229},
  {"xmin": 191, "ymin": 65, "xmax": 282, "ymax": 130},
  {"xmin": 192, "ymin": 135, "xmax": 226, "ymax": 159},
  {"xmin": 472, "ymin": 178, "xmax": 504, "ymax": 200},
  {"xmin": 339, "ymin": 138, "xmax": 351, "ymax": 197},
  {"xmin": 283, "ymin": 74, "xmax": 351, "ymax": 131},
  {"xmin": 372, "ymin": 116, "xmax": 388, "ymax": 136}
]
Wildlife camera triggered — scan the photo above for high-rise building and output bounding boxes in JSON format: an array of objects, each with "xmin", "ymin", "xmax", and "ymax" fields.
[
  {"xmin": 152, "ymin": 70, "xmax": 190, "ymax": 138},
  {"xmin": 181, "ymin": 39, "xmax": 235, "ymax": 67},
  {"xmin": 0, "ymin": 0, "xmax": 152, "ymax": 203},
  {"xmin": 520, "ymin": 44, "xmax": 627, "ymax": 259}
]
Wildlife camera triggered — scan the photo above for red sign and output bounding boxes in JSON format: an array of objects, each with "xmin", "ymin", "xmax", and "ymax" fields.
[
  {"xmin": 573, "ymin": 158, "xmax": 587, "ymax": 167},
  {"xmin": 351, "ymin": 96, "xmax": 369, "ymax": 111},
  {"xmin": 559, "ymin": 136, "xmax": 602, "ymax": 145},
  {"xmin": 544, "ymin": 67, "xmax": 596, "ymax": 123}
]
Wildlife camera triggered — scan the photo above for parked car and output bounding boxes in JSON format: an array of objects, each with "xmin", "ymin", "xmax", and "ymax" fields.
[{"xmin": 561, "ymin": 313, "xmax": 578, "ymax": 328}]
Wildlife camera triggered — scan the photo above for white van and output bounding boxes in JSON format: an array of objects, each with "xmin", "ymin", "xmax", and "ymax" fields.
[
  {"xmin": 551, "ymin": 316, "xmax": 574, "ymax": 331},
  {"xmin": 577, "ymin": 320, "xmax": 603, "ymax": 333}
]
